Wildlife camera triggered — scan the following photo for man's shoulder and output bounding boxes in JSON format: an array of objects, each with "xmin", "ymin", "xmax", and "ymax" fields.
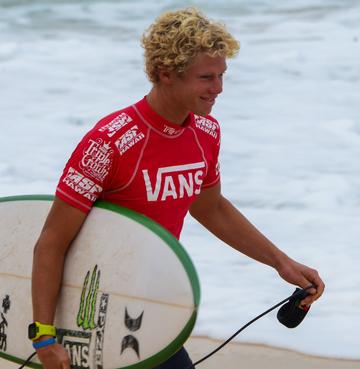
[
  {"xmin": 75, "ymin": 103, "xmax": 148, "ymax": 160},
  {"xmin": 192, "ymin": 114, "xmax": 221, "ymax": 141},
  {"xmin": 93, "ymin": 105, "xmax": 142, "ymax": 140}
]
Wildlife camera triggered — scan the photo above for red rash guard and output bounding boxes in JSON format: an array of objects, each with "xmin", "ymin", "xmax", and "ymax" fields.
[{"xmin": 56, "ymin": 97, "xmax": 221, "ymax": 239}]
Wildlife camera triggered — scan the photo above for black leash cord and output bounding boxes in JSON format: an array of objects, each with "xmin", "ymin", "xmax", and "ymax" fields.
[
  {"xmin": 18, "ymin": 351, "xmax": 36, "ymax": 369},
  {"xmin": 183, "ymin": 286, "xmax": 313, "ymax": 369},
  {"xmin": 19, "ymin": 287, "xmax": 312, "ymax": 369}
]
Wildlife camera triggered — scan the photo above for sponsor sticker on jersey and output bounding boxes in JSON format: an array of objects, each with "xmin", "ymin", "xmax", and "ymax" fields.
[
  {"xmin": 162, "ymin": 125, "xmax": 178, "ymax": 136},
  {"xmin": 98, "ymin": 113, "xmax": 133, "ymax": 138},
  {"xmin": 194, "ymin": 116, "xmax": 219, "ymax": 139},
  {"xmin": 115, "ymin": 125, "xmax": 145, "ymax": 156},
  {"xmin": 63, "ymin": 167, "xmax": 103, "ymax": 202},
  {"xmin": 142, "ymin": 162, "xmax": 205, "ymax": 202},
  {"xmin": 80, "ymin": 138, "xmax": 113, "ymax": 182}
]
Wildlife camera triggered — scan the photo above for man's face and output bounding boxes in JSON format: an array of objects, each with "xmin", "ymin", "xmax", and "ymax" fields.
[{"xmin": 169, "ymin": 52, "xmax": 227, "ymax": 117}]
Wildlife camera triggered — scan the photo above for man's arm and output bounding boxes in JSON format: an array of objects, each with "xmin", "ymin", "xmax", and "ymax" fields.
[
  {"xmin": 31, "ymin": 197, "xmax": 88, "ymax": 369},
  {"xmin": 189, "ymin": 182, "xmax": 325, "ymax": 305}
]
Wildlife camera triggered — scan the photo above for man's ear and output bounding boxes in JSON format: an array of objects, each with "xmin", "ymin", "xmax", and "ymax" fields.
[{"xmin": 157, "ymin": 68, "xmax": 175, "ymax": 85}]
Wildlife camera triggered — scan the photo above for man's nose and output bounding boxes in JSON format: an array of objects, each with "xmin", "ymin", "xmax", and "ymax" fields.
[{"xmin": 210, "ymin": 76, "xmax": 223, "ymax": 94}]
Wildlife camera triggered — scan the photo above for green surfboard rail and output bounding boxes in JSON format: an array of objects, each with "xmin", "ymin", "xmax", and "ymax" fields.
[{"xmin": 0, "ymin": 194, "xmax": 201, "ymax": 369}]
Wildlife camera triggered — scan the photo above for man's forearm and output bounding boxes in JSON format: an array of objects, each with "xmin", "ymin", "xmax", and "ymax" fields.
[
  {"xmin": 32, "ymin": 230, "xmax": 68, "ymax": 323},
  {"xmin": 191, "ymin": 195, "xmax": 290, "ymax": 269},
  {"xmin": 31, "ymin": 198, "xmax": 87, "ymax": 324}
]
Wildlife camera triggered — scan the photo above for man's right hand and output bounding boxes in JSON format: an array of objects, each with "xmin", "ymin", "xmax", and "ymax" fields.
[{"xmin": 36, "ymin": 343, "xmax": 71, "ymax": 369}]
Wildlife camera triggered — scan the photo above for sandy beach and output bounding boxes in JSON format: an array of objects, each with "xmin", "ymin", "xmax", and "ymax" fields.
[
  {"xmin": 186, "ymin": 337, "xmax": 360, "ymax": 369},
  {"xmin": 1, "ymin": 336, "xmax": 359, "ymax": 369}
]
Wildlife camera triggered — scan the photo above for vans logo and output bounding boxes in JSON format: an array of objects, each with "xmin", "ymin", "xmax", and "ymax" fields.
[
  {"xmin": 80, "ymin": 138, "xmax": 113, "ymax": 182},
  {"xmin": 58, "ymin": 329, "xmax": 91, "ymax": 369},
  {"xmin": 99, "ymin": 113, "xmax": 132, "ymax": 137},
  {"xmin": 115, "ymin": 125, "xmax": 145, "ymax": 156},
  {"xmin": 63, "ymin": 167, "xmax": 103, "ymax": 202},
  {"xmin": 142, "ymin": 162, "xmax": 205, "ymax": 202},
  {"xmin": 194, "ymin": 116, "xmax": 219, "ymax": 139}
]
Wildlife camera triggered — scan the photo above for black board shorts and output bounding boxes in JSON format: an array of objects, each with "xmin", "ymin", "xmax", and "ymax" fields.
[{"xmin": 153, "ymin": 347, "xmax": 194, "ymax": 369}]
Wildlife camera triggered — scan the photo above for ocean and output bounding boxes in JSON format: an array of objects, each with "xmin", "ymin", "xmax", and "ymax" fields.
[{"xmin": 0, "ymin": 0, "xmax": 359, "ymax": 359}]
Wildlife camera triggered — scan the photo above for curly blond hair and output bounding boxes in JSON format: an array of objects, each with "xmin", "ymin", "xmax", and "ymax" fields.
[{"xmin": 141, "ymin": 8, "xmax": 240, "ymax": 83}]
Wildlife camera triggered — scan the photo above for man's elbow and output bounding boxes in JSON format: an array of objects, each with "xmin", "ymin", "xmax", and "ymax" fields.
[{"xmin": 189, "ymin": 200, "xmax": 219, "ymax": 225}]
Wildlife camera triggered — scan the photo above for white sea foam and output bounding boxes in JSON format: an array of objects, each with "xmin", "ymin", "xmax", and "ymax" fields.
[{"xmin": 0, "ymin": 0, "xmax": 359, "ymax": 359}]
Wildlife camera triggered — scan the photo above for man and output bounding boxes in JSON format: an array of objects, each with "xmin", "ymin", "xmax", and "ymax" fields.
[{"xmin": 31, "ymin": 8, "xmax": 324, "ymax": 369}]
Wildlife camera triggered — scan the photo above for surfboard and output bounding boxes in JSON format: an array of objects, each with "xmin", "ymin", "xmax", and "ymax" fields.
[{"xmin": 0, "ymin": 195, "xmax": 200, "ymax": 369}]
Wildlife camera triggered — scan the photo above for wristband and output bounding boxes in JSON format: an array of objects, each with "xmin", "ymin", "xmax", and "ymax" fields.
[
  {"xmin": 32, "ymin": 337, "xmax": 56, "ymax": 350},
  {"xmin": 28, "ymin": 321, "xmax": 57, "ymax": 341}
]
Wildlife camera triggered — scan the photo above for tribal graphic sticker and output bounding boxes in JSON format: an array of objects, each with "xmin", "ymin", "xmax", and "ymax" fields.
[
  {"xmin": 120, "ymin": 308, "xmax": 144, "ymax": 359},
  {"xmin": 0, "ymin": 295, "xmax": 10, "ymax": 352}
]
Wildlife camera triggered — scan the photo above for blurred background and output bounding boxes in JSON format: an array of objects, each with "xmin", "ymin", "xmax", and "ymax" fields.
[{"xmin": 0, "ymin": 0, "xmax": 359, "ymax": 359}]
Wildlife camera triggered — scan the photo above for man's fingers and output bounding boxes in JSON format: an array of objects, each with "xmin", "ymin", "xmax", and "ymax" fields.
[{"xmin": 301, "ymin": 280, "xmax": 325, "ymax": 306}]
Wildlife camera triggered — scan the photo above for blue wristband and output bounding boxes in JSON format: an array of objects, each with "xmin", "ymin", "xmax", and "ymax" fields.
[{"xmin": 32, "ymin": 337, "xmax": 56, "ymax": 349}]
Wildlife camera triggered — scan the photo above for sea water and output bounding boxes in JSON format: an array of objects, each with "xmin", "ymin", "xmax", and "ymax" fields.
[{"xmin": 0, "ymin": 0, "xmax": 359, "ymax": 359}]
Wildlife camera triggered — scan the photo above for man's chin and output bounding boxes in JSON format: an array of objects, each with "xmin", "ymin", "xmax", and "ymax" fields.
[{"xmin": 193, "ymin": 106, "xmax": 213, "ymax": 117}]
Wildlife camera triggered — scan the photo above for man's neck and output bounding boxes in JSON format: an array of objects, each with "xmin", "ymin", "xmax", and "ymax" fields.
[{"xmin": 146, "ymin": 87, "xmax": 188, "ymax": 126}]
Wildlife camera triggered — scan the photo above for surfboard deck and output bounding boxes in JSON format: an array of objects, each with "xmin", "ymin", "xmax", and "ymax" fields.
[{"xmin": 0, "ymin": 195, "xmax": 200, "ymax": 369}]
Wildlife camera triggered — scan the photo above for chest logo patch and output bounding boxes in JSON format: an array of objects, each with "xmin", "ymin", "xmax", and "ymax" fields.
[{"xmin": 142, "ymin": 162, "xmax": 205, "ymax": 202}]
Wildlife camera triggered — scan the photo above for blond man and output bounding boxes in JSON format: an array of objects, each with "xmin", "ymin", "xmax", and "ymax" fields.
[{"xmin": 31, "ymin": 8, "xmax": 324, "ymax": 369}]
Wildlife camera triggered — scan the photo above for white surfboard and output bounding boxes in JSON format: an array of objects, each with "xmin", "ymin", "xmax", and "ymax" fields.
[{"xmin": 0, "ymin": 195, "xmax": 200, "ymax": 369}]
